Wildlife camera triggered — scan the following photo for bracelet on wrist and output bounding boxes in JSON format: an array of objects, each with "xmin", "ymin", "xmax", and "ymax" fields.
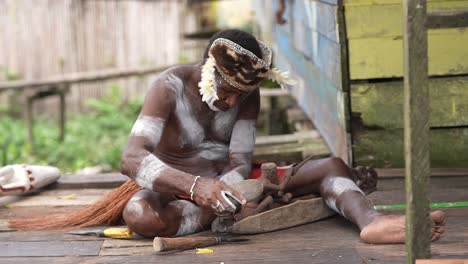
[{"xmin": 190, "ymin": 176, "xmax": 200, "ymax": 201}]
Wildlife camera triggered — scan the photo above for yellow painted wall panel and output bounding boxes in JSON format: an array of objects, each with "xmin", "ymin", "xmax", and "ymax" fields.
[
  {"xmin": 346, "ymin": 1, "xmax": 468, "ymax": 39},
  {"xmin": 345, "ymin": 0, "xmax": 465, "ymax": 8},
  {"xmin": 345, "ymin": 0, "xmax": 468, "ymax": 79},
  {"xmin": 349, "ymin": 31, "xmax": 468, "ymax": 79}
]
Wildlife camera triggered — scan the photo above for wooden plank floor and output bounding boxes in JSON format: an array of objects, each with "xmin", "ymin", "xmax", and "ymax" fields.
[{"xmin": 0, "ymin": 174, "xmax": 467, "ymax": 263}]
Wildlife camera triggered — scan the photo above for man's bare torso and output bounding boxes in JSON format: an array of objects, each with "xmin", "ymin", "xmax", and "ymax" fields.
[{"xmin": 148, "ymin": 65, "xmax": 244, "ymax": 178}]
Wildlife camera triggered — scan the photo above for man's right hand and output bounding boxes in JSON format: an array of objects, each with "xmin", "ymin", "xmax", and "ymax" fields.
[{"xmin": 192, "ymin": 177, "xmax": 247, "ymax": 214}]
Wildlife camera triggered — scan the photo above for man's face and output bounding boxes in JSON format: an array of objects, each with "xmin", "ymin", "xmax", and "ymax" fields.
[{"xmin": 211, "ymin": 75, "xmax": 248, "ymax": 112}]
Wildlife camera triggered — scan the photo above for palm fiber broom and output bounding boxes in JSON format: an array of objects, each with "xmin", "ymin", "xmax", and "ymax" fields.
[{"xmin": 9, "ymin": 180, "xmax": 142, "ymax": 231}]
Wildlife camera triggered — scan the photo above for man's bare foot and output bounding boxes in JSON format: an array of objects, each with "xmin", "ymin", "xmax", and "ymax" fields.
[
  {"xmin": 359, "ymin": 210, "xmax": 446, "ymax": 244},
  {"xmin": 351, "ymin": 166, "xmax": 378, "ymax": 194}
]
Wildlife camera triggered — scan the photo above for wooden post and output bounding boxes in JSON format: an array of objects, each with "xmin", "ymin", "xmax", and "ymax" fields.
[
  {"xmin": 403, "ymin": 0, "xmax": 431, "ymax": 262},
  {"xmin": 58, "ymin": 88, "xmax": 66, "ymax": 142},
  {"xmin": 25, "ymin": 96, "xmax": 34, "ymax": 148}
]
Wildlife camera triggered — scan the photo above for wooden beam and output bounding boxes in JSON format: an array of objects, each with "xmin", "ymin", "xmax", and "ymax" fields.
[
  {"xmin": 376, "ymin": 168, "xmax": 468, "ymax": 178},
  {"xmin": 259, "ymin": 88, "xmax": 289, "ymax": 97},
  {"xmin": 403, "ymin": 0, "xmax": 431, "ymax": 262},
  {"xmin": 59, "ymin": 88, "xmax": 66, "ymax": 142},
  {"xmin": 255, "ymin": 131, "xmax": 320, "ymax": 145},
  {"xmin": 25, "ymin": 96, "xmax": 34, "ymax": 147},
  {"xmin": 0, "ymin": 65, "xmax": 179, "ymax": 91},
  {"xmin": 426, "ymin": 11, "xmax": 468, "ymax": 29}
]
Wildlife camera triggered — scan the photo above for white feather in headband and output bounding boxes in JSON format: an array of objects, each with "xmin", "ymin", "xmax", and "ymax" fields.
[
  {"xmin": 267, "ymin": 68, "xmax": 297, "ymax": 89},
  {"xmin": 198, "ymin": 56, "xmax": 218, "ymax": 102}
]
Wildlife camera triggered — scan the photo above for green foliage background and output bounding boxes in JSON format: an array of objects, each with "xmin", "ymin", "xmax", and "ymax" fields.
[{"xmin": 0, "ymin": 87, "xmax": 143, "ymax": 173}]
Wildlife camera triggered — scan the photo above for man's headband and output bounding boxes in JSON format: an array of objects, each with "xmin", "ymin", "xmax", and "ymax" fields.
[{"xmin": 198, "ymin": 38, "xmax": 296, "ymax": 102}]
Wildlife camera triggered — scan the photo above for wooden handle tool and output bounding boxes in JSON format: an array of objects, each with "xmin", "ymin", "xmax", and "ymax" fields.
[{"xmin": 153, "ymin": 236, "xmax": 248, "ymax": 252}]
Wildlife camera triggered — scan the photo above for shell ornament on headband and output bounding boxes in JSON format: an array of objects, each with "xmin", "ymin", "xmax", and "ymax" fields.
[{"xmin": 198, "ymin": 38, "xmax": 296, "ymax": 102}]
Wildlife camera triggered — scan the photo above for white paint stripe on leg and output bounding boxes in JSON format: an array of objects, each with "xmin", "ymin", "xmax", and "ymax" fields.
[
  {"xmin": 170, "ymin": 200, "xmax": 203, "ymax": 236},
  {"xmin": 323, "ymin": 177, "xmax": 364, "ymax": 215},
  {"xmin": 125, "ymin": 196, "xmax": 145, "ymax": 217},
  {"xmin": 135, "ymin": 154, "xmax": 168, "ymax": 190},
  {"xmin": 230, "ymin": 119, "xmax": 256, "ymax": 153},
  {"xmin": 130, "ymin": 116, "xmax": 165, "ymax": 146}
]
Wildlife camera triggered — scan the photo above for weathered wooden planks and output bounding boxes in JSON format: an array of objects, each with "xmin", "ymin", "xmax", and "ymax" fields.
[
  {"xmin": 348, "ymin": 32, "xmax": 468, "ymax": 79},
  {"xmin": 0, "ymin": 188, "xmax": 111, "ymax": 208},
  {"xmin": 253, "ymin": 138, "xmax": 330, "ymax": 164},
  {"xmin": 353, "ymin": 128, "xmax": 468, "ymax": 168},
  {"xmin": 100, "ymin": 239, "xmax": 154, "ymax": 256},
  {"xmin": 367, "ymin": 188, "xmax": 468, "ymax": 207},
  {"xmin": 376, "ymin": 168, "xmax": 468, "ymax": 178},
  {"xmin": 427, "ymin": 10, "xmax": 468, "ymax": 29},
  {"xmin": 0, "ymin": 0, "xmax": 203, "ymax": 115},
  {"xmin": 274, "ymin": 31, "xmax": 350, "ymax": 162},
  {"xmin": 345, "ymin": 0, "xmax": 468, "ymax": 79},
  {"xmin": 285, "ymin": 0, "xmax": 343, "ymax": 89},
  {"xmin": 268, "ymin": 0, "xmax": 353, "ymax": 163},
  {"xmin": 345, "ymin": 0, "xmax": 468, "ymax": 38},
  {"xmin": 417, "ymin": 260, "xmax": 468, "ymax": 264},
  {"xmin": 0, "ymin": 220, "xmax": 12, "ymax": 232},
  {"xmin": 351, "ymin": 76, "xmax": 468, "ymax": 128},
  {"xmin": 0, "ymin": 230, "xmax": 103, "ymax": 242},
  {"xmin": 291, "ymin": 0, "xmax": 340, "ymax": 43},
  {"xmin": 0, "ymin": 241, "xmax": 102, "ymax": 257},
  {"xmin": 351, "ymin": 78, "xmax": 468, "ymax": 168},
  {"xmin": 0, "ymin": 257, "xmax": 94, "ymax": 264},
  {"xmin": 57, "ymin": 173, "xmax": 128, "ymax": 189},
  {"xmin": 1, "ymin": 182, "xmax": 468, "ymax": 262}
]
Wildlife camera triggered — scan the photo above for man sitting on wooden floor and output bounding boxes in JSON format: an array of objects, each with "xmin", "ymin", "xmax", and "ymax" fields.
[{"xmin": 10, "ymin": 29, "xmax": 446, "ymax": 244}]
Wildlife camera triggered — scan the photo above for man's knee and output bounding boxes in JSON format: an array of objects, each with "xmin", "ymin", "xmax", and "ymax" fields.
[{"xmin": 123, "ymin": 195, "xmax": 167, "ymax": 238}]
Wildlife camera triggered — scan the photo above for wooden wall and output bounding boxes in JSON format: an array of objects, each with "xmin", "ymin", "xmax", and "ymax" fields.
[
  {"xmin": 0, "ymin": 0, "xmax": 205, "ymax": 115},
  {"xmin": 253, "ymin": 0, "xmax": 468, "ymax": 167},
  {"xmin": 345, "ymin": 0, "xmax": 468, "ymax": 80},
  {"xmin": 252, "ymin": 0, "xmax": 351, "ymax": 164},
  {"xmin": 346, "ymin": 0, "xmax": 468, "ymax": 167}
]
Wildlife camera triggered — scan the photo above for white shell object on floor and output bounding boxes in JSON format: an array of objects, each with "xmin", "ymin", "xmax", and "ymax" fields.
[{"xmin": 0, "ymin": 165, "xmax": 60, "ymax": 195}]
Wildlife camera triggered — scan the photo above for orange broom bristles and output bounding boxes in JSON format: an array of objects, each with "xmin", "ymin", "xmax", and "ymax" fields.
[{"xmin": 9, "ymin": 180, "xmax": 142, "ymax": 231}]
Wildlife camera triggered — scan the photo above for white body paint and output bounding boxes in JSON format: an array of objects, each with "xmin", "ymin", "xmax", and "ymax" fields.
[
  {"xmin": 212, "ymin": 107, "xmax": 238, "ymax": 140},
  {"xmin": 230, "ymin": 119, "xmax": 256, "ymax": 153},
  {"xmin": 219, "ymin": 170, "xmax": 244, "ymax": 185},
  {"xmin": 170, "ymin": 200, "xmax": 203, "ymax": 236},
  {"xmin": 130, "ymin": 116, "xmax": 165, "ymax": 146},
  {"xmin": 322, "ymin": 177, "xmax": 364, "ymax": 216},
  {"xmin": 198, "ymin": 141, "xmax": 229, "ymax": 161},
  {"xmin": 194, "ymin": 107, "xmax": 238, "ymax": 161},
  {"xmin": 125, "ymin": 196, "xmax": 146, "ymax": 217},
  {"xmin": 166, "ymin": 74, "xmax": 205, "ymax": 147},
  {"xmin": 135, "ymin": 154, "xmax": 169, "ymax": 190}
]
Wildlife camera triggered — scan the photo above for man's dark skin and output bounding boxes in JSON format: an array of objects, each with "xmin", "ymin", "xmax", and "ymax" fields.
[{"xmin": 120, "ymin": 34, "xmax": 445, "ymax": 243}]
